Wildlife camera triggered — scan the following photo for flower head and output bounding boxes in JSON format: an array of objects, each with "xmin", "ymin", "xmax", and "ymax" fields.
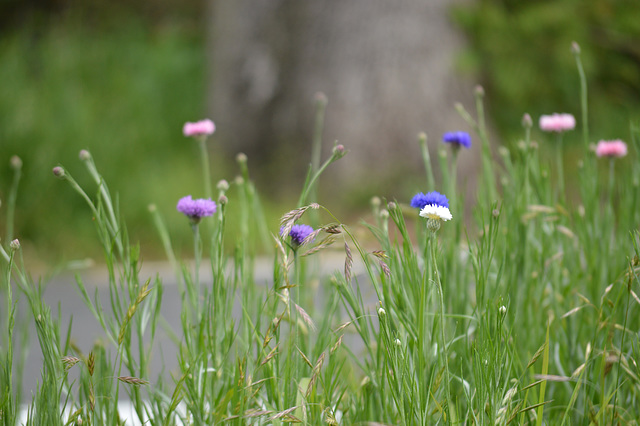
[
  {"xmin": 415, "ymin": 191, "xmax": 452, "ymax": 232},
  {"xmin": 183, "ymin": 119, "xmax": 215, "ymax": 137},
  {"xmin": 419, "ymin": 204, "xmax": 453, "ymax": 222},
  {"xmin": 410, "ymin": 191, "xmax": 449, "ymax": 210},
  {"xmin": 442, "ymin": 131, "xmax": 472, "ymax": 149},
  {"xmin": 539, "ymin": 113, "xmax": 575, "ymax": 132},
  {"xmin": 595, "ymin": 140, "xmax": 627, "ymax": 158},
  {"xmin": 281, "ymin": 224, "xmax": 314, "ymax": 246},
  {"xmin": 177, "ymin": 195, "xmax": 217, "ymax": 223}
]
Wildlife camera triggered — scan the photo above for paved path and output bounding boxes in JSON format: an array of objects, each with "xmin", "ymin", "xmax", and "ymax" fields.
[{"xmin": 14, "ymin": 251, "xmax": 375, "ymax": 407}]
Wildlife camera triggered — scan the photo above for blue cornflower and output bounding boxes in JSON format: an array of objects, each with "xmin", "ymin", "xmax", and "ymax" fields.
[
  {"xmin": 442, "ymin": 131, "xmax": 472, "ymax": 149},
  {"xmin": 410, "ymin": 191, "xmax": 449, "ymax": 210},
  {"xmin": 281, "ymin": 224, "xmax": 314, "ymax": 246}
]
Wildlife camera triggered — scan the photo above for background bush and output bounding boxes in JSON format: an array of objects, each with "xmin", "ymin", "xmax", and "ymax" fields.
[
  {"xmin": 453, "ymin": 0, "xmax": 640, "ymax": 141},
  {"xmin": 1, "ymin": 0, "xmax": 639, "ymax": 265}
]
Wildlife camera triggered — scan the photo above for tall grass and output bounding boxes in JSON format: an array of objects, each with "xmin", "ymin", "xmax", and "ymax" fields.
[{"xmin": 1, "ymin": 43, "xmax": 640, "ymax": 425}]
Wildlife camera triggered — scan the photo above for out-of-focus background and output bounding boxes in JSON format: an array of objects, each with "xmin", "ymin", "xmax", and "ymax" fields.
[{"xmin": 1, "ymin": 0, "xmax": 639, "ymax": 266}]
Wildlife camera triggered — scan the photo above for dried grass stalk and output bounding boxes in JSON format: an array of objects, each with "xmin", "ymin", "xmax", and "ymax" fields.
[
  {"xmin": 118, "ymin": 376, "xmax": 149, "ymax": 386},
  {"xmin": 344, "ymin": 242, "xmax": 353, "ymax": 283},
  {"xmin": 294, "ymin": 302, "xmax": 317, "ymax": 331}
]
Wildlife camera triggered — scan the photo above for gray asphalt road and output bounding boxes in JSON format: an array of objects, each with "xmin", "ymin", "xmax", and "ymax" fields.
[{"xmin": 12, "ymin": 252, "xmax": 375, "ymax": 404}]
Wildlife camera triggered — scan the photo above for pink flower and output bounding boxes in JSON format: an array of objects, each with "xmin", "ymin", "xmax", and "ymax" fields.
[
  {"xmin": 595, "ymin": 140, "xmax": 627, "ymax": 158},
  {"xmin": 539, "ymin": 113, "xmax": 576, "ymax": 132},
  {"xmin": 183, "ymin": 119, "xmax": 215, "ymax": 137}
]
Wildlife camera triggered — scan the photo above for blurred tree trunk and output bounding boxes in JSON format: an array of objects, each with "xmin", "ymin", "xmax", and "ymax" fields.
[{"xmin": 207, "ymin": 0, "xmax": 478, "ymax": 196}]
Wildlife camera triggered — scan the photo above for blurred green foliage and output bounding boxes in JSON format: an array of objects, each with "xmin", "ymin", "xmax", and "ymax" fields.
[
  {"xmin": 0, "ymin": 9, "xmax": 224, "ymax": 264},
  {"xmin": 3, "ymin": 0, "xmax": 640, "ymax": 265},
  {"xmin": 452, "ymin": 0, "xmax": 640, "ymax": 142}
]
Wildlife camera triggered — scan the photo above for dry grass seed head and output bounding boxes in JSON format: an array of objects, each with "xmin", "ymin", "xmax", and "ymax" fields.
[
  {"xmin": 301, "ymin": 235, "xmax": 337, "ymax": 257},
  {"xmin": 294, "ymin": 302, "xmax": 316, "ymax": 331},
  {"xmin": 344, "ymin": 242, "xmax": 353, "ymax": 282},
  {"xmin": 62, "ymin": 356, "xmax": 81, "ymax": 371},
  {"xmin": 118, "ymin": 376, "xmax": 149, "ymax": 386}
]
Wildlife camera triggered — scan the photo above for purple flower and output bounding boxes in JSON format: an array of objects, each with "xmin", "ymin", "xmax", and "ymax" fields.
[
  {"xmin": 410, "ymin": 191, "xmax": 449, "ymax": 209},
  {"xmin": 281, "ymin": 224, "xmax": 314, "ymax": 246},
  {"xmin": 442, "ymin": 131, "xmax": 472, "ymax": 149},
  {"xmin": 177, "ymin": 195, "xmax": 217, "ymax": 223}
]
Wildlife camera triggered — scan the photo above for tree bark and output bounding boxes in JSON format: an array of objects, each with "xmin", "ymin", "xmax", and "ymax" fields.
[{"xmin": 208, "ymin": 0, "xmax": 478, "ymax": 196}]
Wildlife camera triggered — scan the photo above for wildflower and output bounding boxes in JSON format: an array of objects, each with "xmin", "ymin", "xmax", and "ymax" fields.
[
  {"xmin": 442, "ymin": 131, "xmax": 472, "ymax": 149},
  {"xmin": 281, "ymin": 224, "xmax": 314, "ymax": 247},
  {"xmin": 378, "ymin": 307, "xmax": 386, "ymax": 317},
  {"xmin": 177, "ymin": 195, "xmax": 217, "ymax": 223},
  {"xmin": 9, "ymin": 239, "xmax": 20, "ymax": 251},
  {"xmin": 410, "ymin": 191, "xmax": 449, "ymax": 210},
  {"xmin": 419, "ymin": 205, "xmax": 453, "ymax": 222},
  {"xmin": 183, "ymin": 119, "xmax": 215, "ymax": 137},
  {"xmin": 418, "ymin": 191, "xmax": 453, "ymax": 233},
  {"xmin": 499, "ymin": 305, "xmax": 507, "ymax": 316},
  {"xmin": 539, "ymin": 113, "xmax": 575, "ymax": 132},
  {"xmin": 595, "ymin": 140, "xmax": 627, "ymax": 158}
]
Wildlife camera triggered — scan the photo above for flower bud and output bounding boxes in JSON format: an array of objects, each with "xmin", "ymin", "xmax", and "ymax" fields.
[
  {"xmin": 499, "ymin": 305, "xmax": 507, "ymax": 316},
  {"xmin": 522, "ymin": 113, "xmax": 532, "ymax": 129},
  {"xmin": 571, "ymin": 41, "xmax": 581, "ymax": 55},
  {"xmin": 10, "ymin": 239, "xmax": 20, "ymax": 251},
  {"xmin": 332, "ymin": 144, "xmax": 346, "ymax": 159},
  {"xmin": 10, "ymin": 155, "xmax": 22, "ymax": 170},
  {"xmin": 79, "ymin": 149, "xmax": 91, "ymax": 161},
  {"xmin": 475, "ymin": 85, "xmax": 485, "ymax": 97},
  {"xmin": 394, "ymin": 338, "xmax": 402, "ymax": 347},
  {"xmin": 314, "ymin": 91, "xmax": 328, "ymax": 105},
  {"xmin": 370, "ymin": 196, "xmax": 381, "ymax": 208},
  {"xmin": 378, "ymin": 307, "xmax": 386, "ymax": 317},
  {"xmin": 148, "ymin": 204, "xmax": 157, "ymax": 212},
  {"xmin": 236, "ymin": 152, "xmax": 248, "ymax": 164},
  {"xmin": 418, "ymin": 132, "xmax": 427, "ymax": 145},
  {"xmin": 218, "ymin": 195, "xmax": 228, "ymax": 205},
  {"xmin": 52, "ymin": 166, "xmax": 65, "ymax": 178},
  {"xmin": 217, "ymin": 179, "xmax": 229, "ymax": 192},
  {"xmin": 387, "ymin": 201, "xmax": 397, "ymax": 211},
  {"xmin": 380, "ymin": 209, "xmax": 389, "ymax": 220}
]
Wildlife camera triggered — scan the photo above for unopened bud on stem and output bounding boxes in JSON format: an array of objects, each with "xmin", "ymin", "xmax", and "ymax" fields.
[
  {"xmin": 10, "ymin": 155, "xmax": 22, "ymax": 171},
  {"xmin": 52, "ymin": 166, "xmax": 65, "ymax": 178}
]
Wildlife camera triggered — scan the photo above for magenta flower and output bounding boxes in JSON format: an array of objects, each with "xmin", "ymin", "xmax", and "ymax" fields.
[
  {"xmin": 183, "ymin": 119, "xmax": 215, "ymax": 137},
  {"xmin": 177, "ymin": 195, "xmax": 217, "ymax": 223},
  {"xmin": 595, "ymin": 140, "xmax": 627, "ymax": 158},
  {"xmin": 539, "ymin": 113, "xmax": 575, "ymax": 132}
]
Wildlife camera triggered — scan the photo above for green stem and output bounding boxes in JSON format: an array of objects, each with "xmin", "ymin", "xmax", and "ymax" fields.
[
  {"xmin": 573, "ymin": 45, "xmax": 589, "ymax": 150},
  {"xmin": 431, "ymin": 236, "xmax": 451, "ymax": 422},
  {"xmin": 556, "ymin": 133, "xmax": 565, "ymax": 202},
  {"xmin": 419, "ymin": 133, "xmax": 436, "ymax": 191},
  {"xmin": 198, "ymin": 137, "xmax": 212, "ymax": 201},
  {"xmin": 607, "ymin": 159, "xmax": 615, "ymax": 209},
  {"xmin": 6, "ymin": 162, "xmax": 21, "ymax": 243},
  {"xmin": 192, "ymin": 222, "xmax": 202, "ymax": 317},
  {"xmin": 524, "ymin": 125, "xmax": 532, "ymax": 207}
]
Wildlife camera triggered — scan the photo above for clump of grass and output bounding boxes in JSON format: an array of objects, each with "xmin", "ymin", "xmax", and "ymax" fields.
[{"xmin": 1, "ymin": 41, "xmax": 640, "ymax": 425}]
